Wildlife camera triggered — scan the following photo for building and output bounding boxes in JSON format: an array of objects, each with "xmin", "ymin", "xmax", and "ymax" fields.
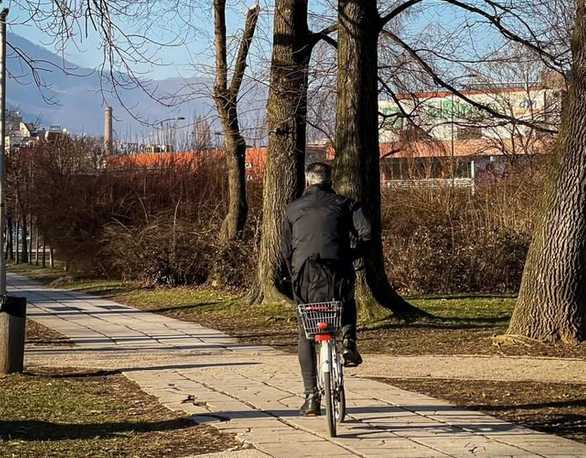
[
  {"xmin": 377, "ymin": 82, "xmax": 561, "ymax": 187},
  {"xmin": 108, "ymin": 143, "xmax": 329, "ymax": 181},
  {"xmin": 3, "ymin": 111, "xmax": 73, "ymax": 153}
]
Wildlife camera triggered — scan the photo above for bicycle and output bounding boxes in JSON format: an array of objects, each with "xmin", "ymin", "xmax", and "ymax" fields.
[{"xmin": 298, "ymin": 301, "xmax": 346, "ymax": 437}]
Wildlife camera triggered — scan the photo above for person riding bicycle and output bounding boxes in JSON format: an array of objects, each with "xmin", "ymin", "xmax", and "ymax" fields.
[{"xmin": 280, "ymin": 162, "xmax": 372, "ymax": 417}]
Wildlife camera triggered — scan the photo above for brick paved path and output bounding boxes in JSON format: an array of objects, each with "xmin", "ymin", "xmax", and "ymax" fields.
[{"xmin": 11, "ymin": 273, "xmax": 586, "ymax": 458}]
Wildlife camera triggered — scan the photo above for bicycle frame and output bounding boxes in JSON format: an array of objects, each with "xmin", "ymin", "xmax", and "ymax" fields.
[{"xmin": 316, "ymin": 333, "xmax": 333, "ymax": 376}]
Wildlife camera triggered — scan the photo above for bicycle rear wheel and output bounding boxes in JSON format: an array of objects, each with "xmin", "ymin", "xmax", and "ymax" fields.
[
  {"xmin": 332, "ymin": 343, "xmax": 346, "ymax": 423},
  {"xmin": 324, "ymin": 360, "xmax": 336, "ymax": 437}
]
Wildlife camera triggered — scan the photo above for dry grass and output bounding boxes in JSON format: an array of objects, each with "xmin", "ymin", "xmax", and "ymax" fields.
[
  {"xmin": 387, "ymin": 378, "xmax": 586, "ymax": 444},
  {"xmin": 0, "ymin": 367, "xmax": 240, "ymax": 458}
]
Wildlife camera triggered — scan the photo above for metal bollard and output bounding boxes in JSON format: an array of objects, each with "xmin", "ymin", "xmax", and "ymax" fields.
[{"xmin": 0, "ymin": 296, "xmax": 27, "ymax": 374}]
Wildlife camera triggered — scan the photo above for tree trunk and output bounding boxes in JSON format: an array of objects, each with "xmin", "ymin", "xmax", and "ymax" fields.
[
  {"xmin": 20, "ymin": 214, "xmax": 28, "ymax": 264},
  {"xmin": 251, "ymin": 0, "xmax": 312, "ymax": 303},
  {"xmin": 35, "ymin": 222, "xmax": 39, "ymax": 265},
  {"xmin": 334, "ymin": 0, "xmax": 427, "ymax": 319},
  {"xmin": 507, "ymin": 2, "xmax": 586, "ymax": 343},
  {"xmin": 213, "ymin": 1, "xmax": 259, "ymax": 243},
  {"xmin": 6, "ymin": 214, "xmax": 12, "ymax": 261},
  {"xmin": 218, "ymin": 128, "xmax": 248, "ymax": 242},
  {"xmin": 42, "ymin": 238, "xmax": 46, "ymax": 268},
  {"xmin": 28, "ymin": 216, "xmax": 33, "ymax": 264},
  {"xmin": 49, "ymin": 246, "xmax": 54, "ymax": 269},
  {"xmin": 15, "ymin": 215, "xmax": 20, "ymax": 264}
]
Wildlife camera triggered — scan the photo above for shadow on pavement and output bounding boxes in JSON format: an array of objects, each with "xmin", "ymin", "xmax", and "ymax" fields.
[
  {"xmin": 0, "ymin": 418, "xmax": 195, "ymax": 441},
  {"xmin": 191, "ymin": 405, "xmax": 521, "ymax": 436},
  {"xmin": 24, "ymin": 361, "xmax": 260, "ymax": 378}
]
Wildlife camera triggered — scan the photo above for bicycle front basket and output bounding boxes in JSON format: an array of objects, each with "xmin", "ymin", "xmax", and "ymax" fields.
[{"xmin": 297, "ymin": 301, "xmax": 343, "ymax": 339}]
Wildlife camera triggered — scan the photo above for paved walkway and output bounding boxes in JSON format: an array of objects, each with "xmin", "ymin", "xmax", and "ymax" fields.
[
  {"xmin": 358, "ymin": 355, "xmax": 586, "ymax": 385},
  {"xmin": 11, "ymin": 273, "xmax": 586, "ymax": 458}
]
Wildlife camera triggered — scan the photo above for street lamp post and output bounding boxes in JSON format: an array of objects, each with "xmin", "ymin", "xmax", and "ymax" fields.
[
  {"xmin": 447, "ymin": 74, "xmax": 476, "ymax": 187},
  {"xmin": 154, "ymin": 116, "xmax": 185, "ymax": 151},
  {"xmin": 0, "ymin": 8, "xmax": 7, "ymax": 294}
]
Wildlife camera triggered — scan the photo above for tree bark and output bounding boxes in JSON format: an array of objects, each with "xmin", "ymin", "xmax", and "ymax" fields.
[
  {"xmin": 507, "ymin": 1, "xmax": 586, "ymax": 343},
  {"xmin": 213, "ymin": 1, "xmax": 259, "ymax": 243},
  {"xmin": 334, "ymin": 0, "xmax": 427, "ymax": 319},
  {"xmin": 251, "ymin": 0, "xmax": 312, "ymax": 303}
]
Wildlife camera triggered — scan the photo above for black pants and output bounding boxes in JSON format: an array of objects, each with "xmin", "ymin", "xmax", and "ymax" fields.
[{"xmin": 298, "ymin": 295, "xmax": 357, "ymax": 394}]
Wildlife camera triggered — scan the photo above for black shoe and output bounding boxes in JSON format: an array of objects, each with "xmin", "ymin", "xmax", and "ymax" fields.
[
  {"xmin": 300, "ymin": 392, "xmax": 321, "ymax": 416},
  {"xmin": 342, "ymin": 339, "xmax": 363, "ymax": 367}
]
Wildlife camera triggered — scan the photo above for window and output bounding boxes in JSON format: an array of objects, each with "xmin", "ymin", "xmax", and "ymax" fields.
[{"xmin": 457, "ymin": 126, "xmax": 482, "ymax": 140}]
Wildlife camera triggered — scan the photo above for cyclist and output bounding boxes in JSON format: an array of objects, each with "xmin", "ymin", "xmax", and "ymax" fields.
[{"xmin": 280, "ymin": 162, "xmax": 372, "ymax": 416}]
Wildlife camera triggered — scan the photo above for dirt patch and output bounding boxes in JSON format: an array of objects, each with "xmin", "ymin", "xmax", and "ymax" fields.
[
  {"xmin": 0, "ymin": 367, "xmax": 241, "ymax": 457},
  {"xmin": 384, "ymin": 378, "xmax": 586, "ymax": 444},
  {"xmin": 26, "ymin": 320, "xmax": 72, "ymax": 346}
]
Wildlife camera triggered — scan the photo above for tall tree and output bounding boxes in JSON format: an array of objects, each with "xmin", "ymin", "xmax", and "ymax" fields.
[
  {"xmin": 507, "ymin": 0, "xmax": 586, "ymax": 343},
  {"xmin": 334, "ymin": 0, "xmax": 427, "ymax": 318},
  {"xmin": 213, "ymin": 1, "xmax": 260, "ymax": 242},
  {"xmin": 251, "ymin": 0, "xmax": 333, "ymax": 303},
  {"xmin": 251, "ymin": 0, "xmax": 311, "ymax": 303},
  {"xmin": 332, "ymin": 0, "xmax": 570, "ymax": 319}
]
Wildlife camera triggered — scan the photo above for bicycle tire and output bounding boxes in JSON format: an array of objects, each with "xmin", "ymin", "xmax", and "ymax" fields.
[
  {"xmin": 324, "ymin": 361, "xmax": 336, "ymax": 437},
  {"xmin": 332, "ymin": 343, "xmax": 346, "ymax": 423},
  {"xmin": 337, "ymin": 384, "xmax": 346, "ymax": 423},
  {"xmin": 324, "ymin": 364, "xmax": 337, "ymax": 437}
]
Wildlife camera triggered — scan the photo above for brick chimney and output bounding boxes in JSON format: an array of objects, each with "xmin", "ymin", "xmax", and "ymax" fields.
[{"xmin": 104, "ymin": 106, "xmax": 113, "ymax": 154}]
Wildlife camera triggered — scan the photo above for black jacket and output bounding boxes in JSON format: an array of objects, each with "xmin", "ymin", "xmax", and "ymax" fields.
[{"xmin": 280, "ymin": 184, "xmax": 372, "ymax": 281}]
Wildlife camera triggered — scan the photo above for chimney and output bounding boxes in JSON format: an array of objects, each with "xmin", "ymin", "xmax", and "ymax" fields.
[{"xmin": 104, "ymin": 106, "xmax": 113, "ymax": 154}]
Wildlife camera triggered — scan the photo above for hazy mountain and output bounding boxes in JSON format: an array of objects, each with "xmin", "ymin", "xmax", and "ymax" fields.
[{"xmin": 6, "ymin": 33, "xmax": 264, "ymax": 138}]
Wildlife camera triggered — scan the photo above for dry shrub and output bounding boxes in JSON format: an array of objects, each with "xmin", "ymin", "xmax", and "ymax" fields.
[
  {"xmin": 100, "ymin": 212, "xmax": 260, "ymax": 288},
  {"xmin": 383, "ymin": 158, "xmax": 549, "ymax": 295},
  {"xmin": 20, "ymin": 137, "xmax": 549, "ymax": 295},
  {"xmin": 19, "ymin": 141, "xmax": 259, "ymax": 287},
  {"xmin": 98, "ymin": 155, "xmax": 261, "ymax": 287},
  {"xmin": 101, "ymin": 216, "xmax": 216, "ymax": 286}
]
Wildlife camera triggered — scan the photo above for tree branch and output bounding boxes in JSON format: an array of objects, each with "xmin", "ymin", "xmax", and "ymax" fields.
[
  {"xmin": 440, "ymin": 0, "xmax": 566, "ymax": 70},
  {"xmin": 379, "ymin": 0, "xmax": 425, "ymax": 29},
  {"xmin": 381, "ymin": 29, "xmax": 558, "ymax": 134},
  {"xmin": 309, "ymin": 23, "xmax": 337, "ymax": 48},
  {"xmin": 213, "ymin": 0, "xmax": 228, "ymax": 96},
  {"xmin": 229, "ymin": 5, "xmax": 260, "ymax": 96}
]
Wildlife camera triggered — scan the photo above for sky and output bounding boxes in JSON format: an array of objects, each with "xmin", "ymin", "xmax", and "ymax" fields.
[
  {"xmin": 3, "ymin": 1, "xmax": 502, "ymax": 81},
  {"xmin": 4, "ymin": 0, "xmax": 232, "ymax": 80}
]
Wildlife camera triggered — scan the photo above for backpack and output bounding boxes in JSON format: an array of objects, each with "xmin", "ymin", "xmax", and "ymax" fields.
[{"xmin": 293, "ymin": 254, "xmax": 346, "ymax": 304}]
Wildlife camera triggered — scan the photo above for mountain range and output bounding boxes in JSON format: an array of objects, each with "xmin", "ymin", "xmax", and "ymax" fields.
[{"xmin": 6, "ymin": 33, "xmax": 265, "ymax": 138}]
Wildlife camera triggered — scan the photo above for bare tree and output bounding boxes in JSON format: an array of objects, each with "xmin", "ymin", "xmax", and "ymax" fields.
[
  {"xmin": 505, "ymin": 0, "xmax": 586, "ymax": 344},
  {"xmin": 213, "ymin": 1, "xmax": 260, "ymax": 242},
  {"xmin": 9, "ymin": 1, "xmax": 203, "ymax": 121},
  {"xmin": 332, "ymin": 0, "xmax": 573, "ymax": 319},
  {"xmin": 251, "ymin": 0, "xmax": 335, "ymax": 304}
]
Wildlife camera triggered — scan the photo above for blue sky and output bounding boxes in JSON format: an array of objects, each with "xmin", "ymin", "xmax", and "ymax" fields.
[
  {"xmin": 4, "ymin": 0, "xmax": 229, "ymax": 80},
  {"xmin": 4, "ymin": 1, "xmax": 501, "ymax": 81}
]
